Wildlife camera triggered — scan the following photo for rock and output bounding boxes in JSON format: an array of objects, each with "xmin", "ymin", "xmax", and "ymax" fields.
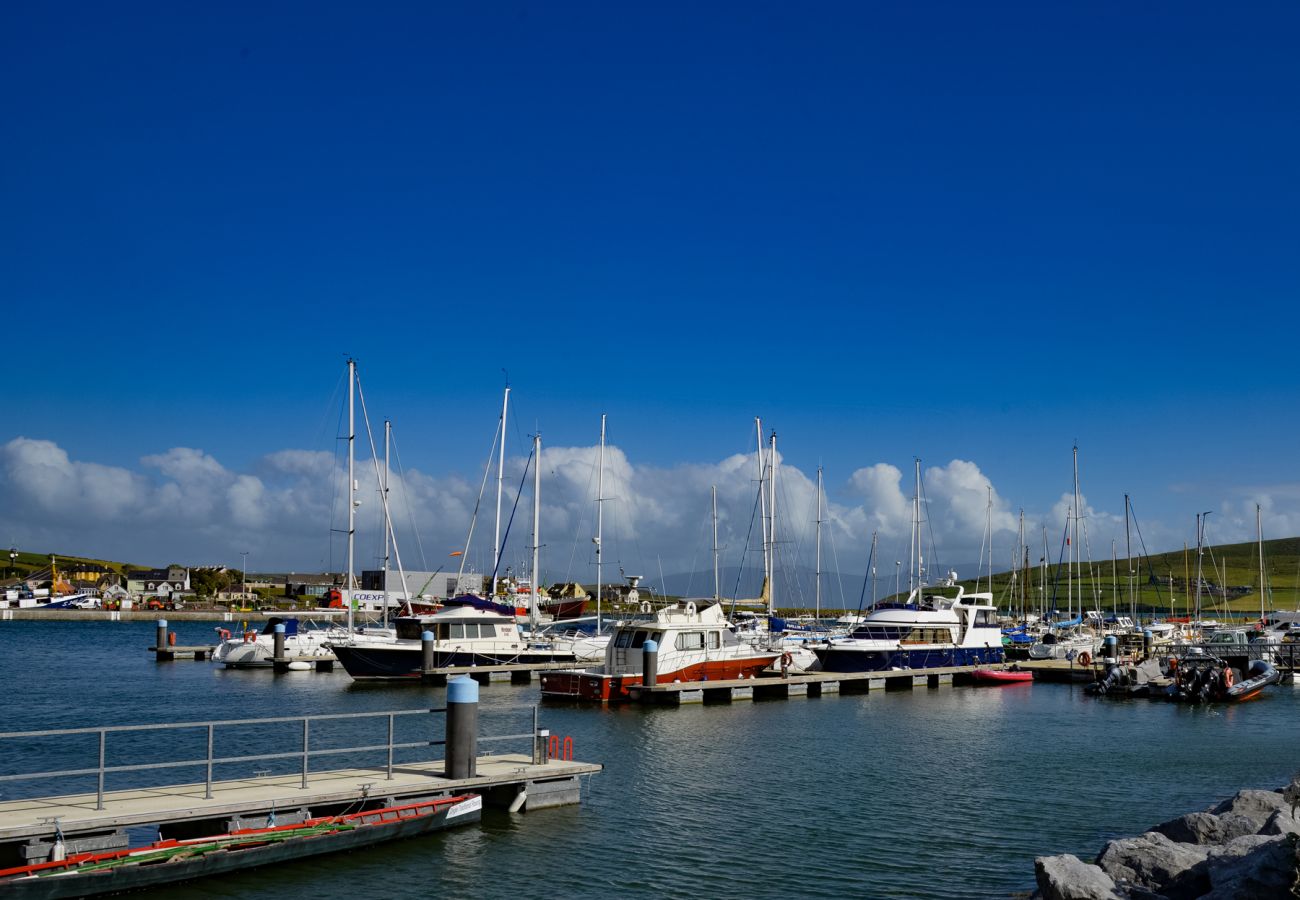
[
  {"xmin": 1209, "ymin": 790, "xmax": 1289, "ymax": 831},
  {"xmin": 1260, "ymin": 809, "xmax": 1300, "ymax": 838},
  {"xmin": 1152, "ymin": 811, "xmax": 1260, "ymax": 845},
  {"xmin": 1095, "ymin": 831, "xmax": 1209, "ymax": 899},
  {"xmin": 1035, "ymin": 854, "xmax": 1126, "ymax": 900},
  {"xmin": 1203, "ymin": 833, "xmax": 1299, "ymax": 899}
]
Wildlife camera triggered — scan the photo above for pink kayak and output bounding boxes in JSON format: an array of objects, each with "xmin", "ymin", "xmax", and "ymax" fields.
[{"xmin": 971, "ymin": 668, "xmax": 1033, "ymax": 685}]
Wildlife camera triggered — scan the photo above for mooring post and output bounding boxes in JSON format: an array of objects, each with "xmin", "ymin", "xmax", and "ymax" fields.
[
  {"xmin": 422, "ymin": 630, "xmax": 435, "ymax": 674},
  {"xmin": 642, "ymin": 638, "xmax": 659, "ymax": 689},
  {"xmin": 445, "ymin": 676, "xmax": 479, "ymax": 779},
  {"xmin": 1142, "ymin": 629, "xmax": 1153, "ymax": 660},
  {"xmin": 534, "ymin": 728, "xmax": 550, "ymax": 765},
  {"xmin": 155, "ymin": 619, "xmax": 168, "ymax": 660},
  {"xmin": 273, "ymin": 623, "xmax": 286, "ymax": 666}
]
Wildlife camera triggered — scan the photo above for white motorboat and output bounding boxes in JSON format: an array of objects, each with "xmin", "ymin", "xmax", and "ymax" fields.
[{"xmin": 212, "ymin": 617, "xmax": 338, "ymax": 669}]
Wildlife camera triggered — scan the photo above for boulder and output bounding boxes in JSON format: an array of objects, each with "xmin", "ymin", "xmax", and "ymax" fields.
[
  {"xmin": 1095, "ymin": 831, "xmax": 1209, "ymax": 899},
  {"xmin": 1035, "ymin": 854, "xmax": 1126, "ymax": 900},
  {"xmin": 1152, "ymin": 811, "xmax": 1259, "ymax": 845},
  {"xmin": 1203, "ymin": 833, "xmax": 1299, "ymax": 899},
  {"xmin": 1260, "ymin": 809, "xmax": 1300, "ymax": 838},
  {"xmin": 1209, "ymin": 790, "xmax": 1289, "ymax": 831}
]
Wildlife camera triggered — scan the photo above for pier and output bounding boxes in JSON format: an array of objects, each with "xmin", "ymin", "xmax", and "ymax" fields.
[
  {"xmin": 420, "ymin": 661, "xmax": 583, "ymax": 686},
  {"xmin": 615, "ymin": 664, "xmax": 982, "ymax": 705},
  {"xmin": 0, "ymin": 679, "xmax": 600, "ymax": 868}
]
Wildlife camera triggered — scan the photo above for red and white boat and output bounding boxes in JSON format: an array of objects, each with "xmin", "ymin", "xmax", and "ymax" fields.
[{"xmin": 540, "ymin": 601, "xmax": 779, "ymax": 703}]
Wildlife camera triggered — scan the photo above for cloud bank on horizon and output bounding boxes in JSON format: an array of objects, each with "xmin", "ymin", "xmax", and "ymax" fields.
[{"xmin": 0, "ymin": 437, "xmax": 1289, "ymax": 598}]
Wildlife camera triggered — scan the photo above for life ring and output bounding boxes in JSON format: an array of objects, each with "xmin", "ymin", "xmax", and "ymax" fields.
[
  {"xmin": 217, "ymin": 628, "xmax": 232, "ymax": 641},
  {"xmin": 1077, "ymin": 651, "xmax": 1092, "ymax": 666},
  {"xmin": 243, "ymin": 630, "xmax": 257, "ymax": 643},
  {"xmin": 685, "ymin": 601, "xmax": 696, "ymax": 615},
  {"xmin": 1223, "ymin": 667, "xmax": 1235, "ymax": 688}
]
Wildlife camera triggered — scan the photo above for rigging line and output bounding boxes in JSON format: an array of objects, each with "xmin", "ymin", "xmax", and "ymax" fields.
[
  {"xmin": 562, "ymin": 444, "xmax": 600, "ymax": 586},
  {"xmin": 919, "ymin": 466, "xmax": 943, "ymax": 580},
  {"xmin": 1125, "ymin": 500, "xmax": 1164, "ymax": 606},
  {"xmin": 490, "ymin": 447, "xmax": 535, "ymax": 587},
  {"xmin": 388, "ymin": 427, "xmax": 428, "ymax": 572},
  {"xmin": 328, "ymin": 395, "xmax": 346, "ymax": 576},
  {"xmin": 772, "ymin": 466, "xmax": 808, "ymax": 609},
  {"xmin": 1049, "ymin": 514, "xmax": 1069, "ymax": 610},
  {"xmin": 854, "ymin": 531, "xmax": 876, "ymax": 617},
  {"xmin": 355, "ymin": 377, "xmax": 412, "ymax": 610},
  {"xmin": 456, "ymin": 416, "xmax": 501, "ymax": 581},
  {"xmin": 825, "ymin": 514, "xmax": 848, "ymax": 608},
  {"xmin": 728, "ymin": 473, "xmax": 765, "ymax": 620}
]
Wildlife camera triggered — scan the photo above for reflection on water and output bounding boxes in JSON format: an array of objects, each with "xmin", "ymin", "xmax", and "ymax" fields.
[{"xmin": 2, "ymin": 620, "xmax": 1298, "ymax": 899}]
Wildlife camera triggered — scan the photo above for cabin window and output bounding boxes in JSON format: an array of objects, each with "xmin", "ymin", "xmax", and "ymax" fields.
[
  {"xmin": 975, "ymin": 610, "xmax": 997, "ymax": 627},
  {"xmin": 651, "ymin": 631, "xmax": 663, "ymax": 644},
  {"xmin": 675, "ymin": 631, "xmax": 706, "ymax": 651},
  {"xmin": 707, "ymin": 631, "xmax": 720, "ymax": 649},
  {"xmin": 449, "ymin": 624, "xmax": 466, "ymax": 640},
  {"xmin": 615, "ymin": 630, "xmax": 634, "ymax": 649},
  {"xmin": 631, "ymin": 630, "xmax": 649, "ymax": 649}
]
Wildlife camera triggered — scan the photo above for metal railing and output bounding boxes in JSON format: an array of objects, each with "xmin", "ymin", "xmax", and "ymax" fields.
[{"xmin": 0, "ymin": 707, "xmax": 459, "ymax": 811}]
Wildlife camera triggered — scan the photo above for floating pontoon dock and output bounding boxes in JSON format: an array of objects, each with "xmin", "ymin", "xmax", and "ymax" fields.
[{"xmin": 0, "ymin": 680, "xmax": 599, "ymax": 868}]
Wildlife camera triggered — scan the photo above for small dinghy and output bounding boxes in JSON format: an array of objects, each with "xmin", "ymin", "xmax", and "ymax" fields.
[{"xmin": 971, "ymin": 667, "xmax": 1033, "ymax": 685}]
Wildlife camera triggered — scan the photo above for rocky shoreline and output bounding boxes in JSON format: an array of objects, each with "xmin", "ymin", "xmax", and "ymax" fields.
[{"xmin": 1034, "ymin": 778, "xmax": 1300, "ymax": 898}]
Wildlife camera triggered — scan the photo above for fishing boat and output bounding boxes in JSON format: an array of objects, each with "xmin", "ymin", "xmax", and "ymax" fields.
[
  {"xmin": 0, "ymin": 795, "xmax": 481, "ymax": 899},
  {"xmin": 539, "ymin": 601, "xmax": 780, "ymax": 702},
  {"xmin": 328, "ymin": 597, "xmax": 577, "ymax": 680},
  {"xmin": 970, "ymin": 667, "xmax": 1033, "ymax": 685},
  {"xmin": 211, "ymin": 617, "xmax": 337, "ymax": 669}
]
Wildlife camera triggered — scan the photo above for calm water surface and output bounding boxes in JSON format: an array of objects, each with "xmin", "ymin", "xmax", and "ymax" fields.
[{"xmin": 2, "ymin": 619, "xmax": 1298, "ymax": 899}]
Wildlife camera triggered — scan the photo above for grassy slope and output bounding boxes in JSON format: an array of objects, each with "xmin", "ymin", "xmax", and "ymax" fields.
[{"xmin": 957, "ymin": 536, "xmax": 1300, "ymax": 617}]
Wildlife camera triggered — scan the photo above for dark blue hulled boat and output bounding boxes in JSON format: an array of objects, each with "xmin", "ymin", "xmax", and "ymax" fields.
[
  {"xmin": 328, "ymin": 602, "xmax": 577, "ymax": 680},
  {"xmin": 813, "ymin": 586, "xmax": 1005, "ymax": 673}
]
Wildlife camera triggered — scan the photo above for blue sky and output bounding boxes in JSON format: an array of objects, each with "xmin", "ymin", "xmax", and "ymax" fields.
[{"xmin": 4, "ymin": 3, "xmax": 1299, "ymax": 591}]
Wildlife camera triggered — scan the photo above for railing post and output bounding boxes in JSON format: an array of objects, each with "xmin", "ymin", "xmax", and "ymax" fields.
[
  {"xmin": 300, "ymin": 718, "xmax": 310, "ymax": 789},
  {"xmin": 386, "ymin": 714, "xmax": 395, "ymax": 780},
  {"xmin": 96, "ymin": 729, "xmax": 106, "ymax": 810},
  {"xmin": 205, "ymin": 724, "xmax": 214, "ymax": 799}
]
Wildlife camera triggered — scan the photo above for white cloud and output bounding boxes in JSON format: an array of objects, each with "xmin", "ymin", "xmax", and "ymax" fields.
[{"xmin": 10, "ymin": 437, "xmax": 1300, "ymax": 603}]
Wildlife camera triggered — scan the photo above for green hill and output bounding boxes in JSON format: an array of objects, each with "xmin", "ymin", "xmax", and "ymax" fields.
[{"xmin": 961, "ymin": 536, "xmax": 1300, "ymax": 617}]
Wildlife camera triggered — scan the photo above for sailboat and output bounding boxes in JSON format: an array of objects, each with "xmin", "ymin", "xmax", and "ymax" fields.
[{"xmin": 331, "ymin": 431, "xmax": 578, "ymax": 679}]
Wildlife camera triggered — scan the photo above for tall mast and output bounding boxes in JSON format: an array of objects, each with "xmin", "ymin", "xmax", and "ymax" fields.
[
  {"xmin": 346, "ymin": 358, "xmax": 356, "ymax": 635},
  {"xmin": 530, "ymin": 431, "xmax": 541, "ymax": 632},
  {"xmin": 1124, "ymin": 494, "xmax": 1133, "ymax": 620},
  {"xmin": 869, "ymin": 531, "xmax": 878, "ymax": 607},
  {"xmin": 814, "ymin": 466, "xmax": 823, "ymax": 622},
  {"xmin": 492, "ymin": 385, "xmax": 510, "ymax": 599},
  {"xmin": 1194, "ymin": 513, "xmax": 1207, "ymax": 624},
  {"xmin": 382, "ymin": 418, "xmax": 391, "ymax": 628},
  {"xmin": 1257, "ymin": 503, "xmax": 1266, "ymax": 622},
  {"xmin": 909, "ymin": 458, "xmax": 921, "ymax": 596},
  {"xmin": 1071, "ymin": 444, "xmax": 1080, "ymax": 619},
  {"xmin": 595, "ymin": 414, "xmax": 606, "ymax": 631},
  {"xmin": 768, "ymin": 430, "xmax": 778, "ymax": 617},
  {"xmin": 755, "ymin": 417, "xmax": 768, "ymax": 604},
  {"xmin": 711, "ymin": 485, "xmax": 720, "ymax": 605},
  {"xmin": 1018, "ymin": 508, "xmax": 1026, "ymax": 620},
  {"xmin": 1110, "ymin": 539, "xmax": 1117, "ymax": 618}
]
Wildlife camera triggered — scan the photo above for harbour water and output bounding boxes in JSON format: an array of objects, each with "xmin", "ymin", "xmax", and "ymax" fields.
[{"xmin": 2, "ymin": 619, "xmax": 1298, "ymax": 899}]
